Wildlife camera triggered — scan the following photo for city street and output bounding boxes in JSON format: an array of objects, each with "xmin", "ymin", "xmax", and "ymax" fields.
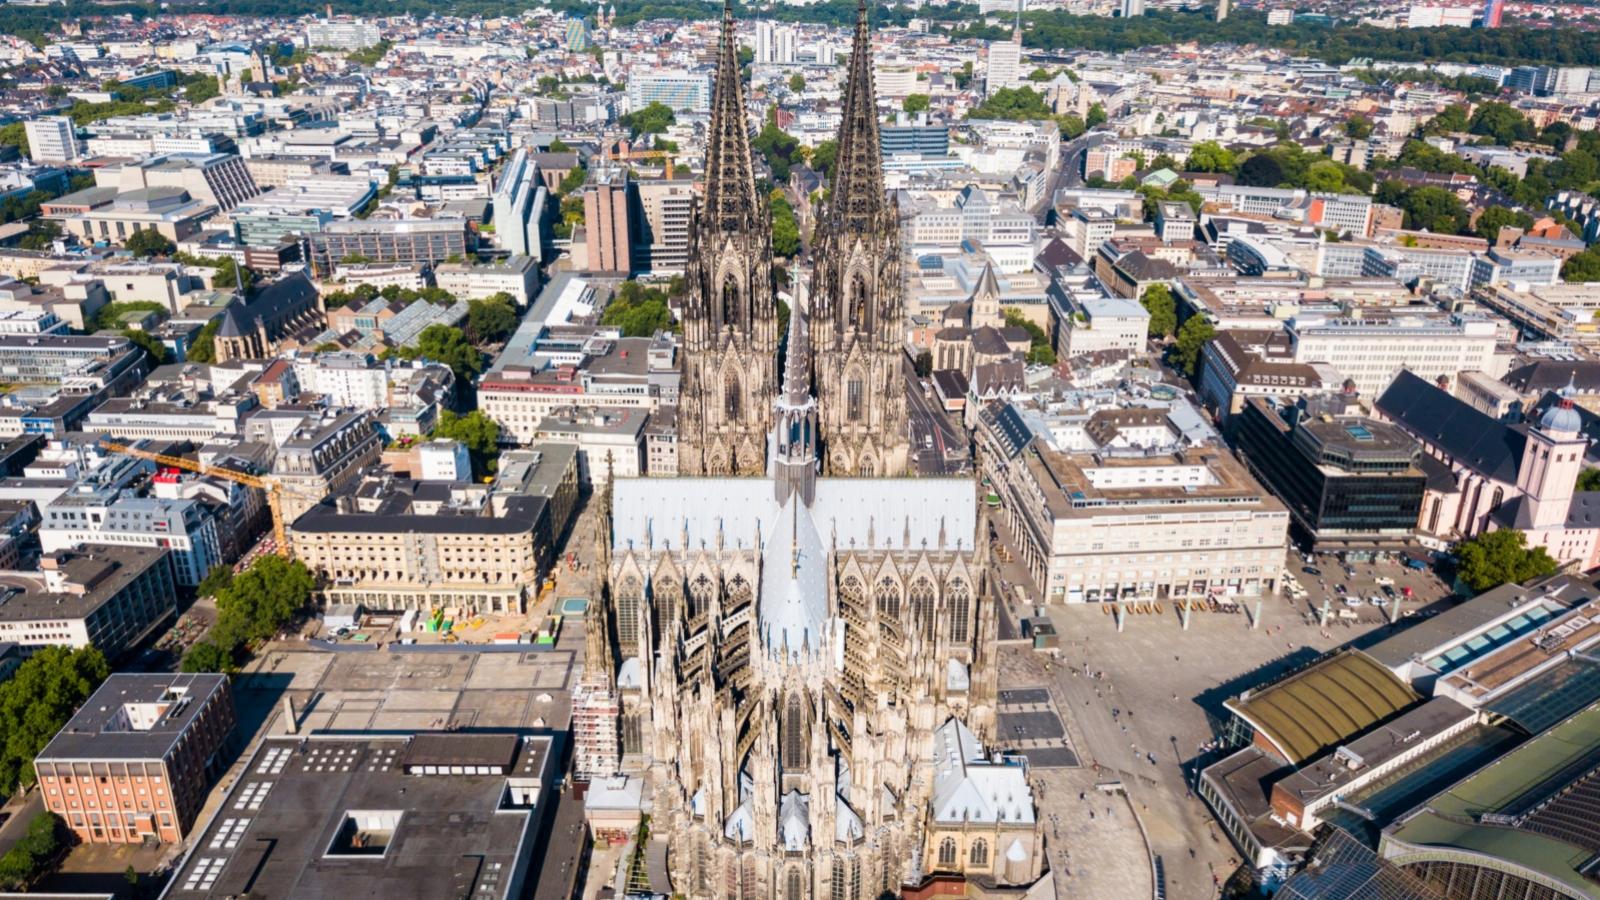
[{"xmin": 905, "ymin": 360, "xmax": 970, "ymax": 476}]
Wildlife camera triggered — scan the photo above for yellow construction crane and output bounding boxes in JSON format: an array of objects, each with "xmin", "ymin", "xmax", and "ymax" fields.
[
  {"xmin": 605, "ymin": 147, "xmax": 678, "ymax": 179},
  {"xmin": 99, "ymin": 440, "xmax": 321, "ymax": 559}
]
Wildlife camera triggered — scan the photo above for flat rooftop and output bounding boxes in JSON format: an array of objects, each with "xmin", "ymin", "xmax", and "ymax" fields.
[
  {"xmin": 1363, "ymin": 573, "xmax": 1595, "ymax": 673},
  {"xmin": 0, "ymin": 544, "xmax": 169, "ymax": 623},
  {"xmin": 1272, "ymin": 696, "xmax": 1475, "ymax": 808},
  {"xmin": 39, "ymin": 673, "xmax": 227, "ymax": 762},
  {"xmin": 163, "ymin": 732, "xmax": 553, "ymax": 899}
]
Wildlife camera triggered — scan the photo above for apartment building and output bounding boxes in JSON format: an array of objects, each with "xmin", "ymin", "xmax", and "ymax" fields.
[
  {"xmin": 0, "ymin": 545, "xmax": 176, "ymax": 660},
  {"xmin": 36, "ymin": 673, "xmax": 235, "ymax": 845},
  {"xmin": 625, "ymin": 71, "xmax": 712, "ymax": 112},
  {"xmin": 434, "ymin": 255, "xmax": 542, "ymax": 306},
  {"xmin": 24, "ymin": 116, "xmax": 80, "ymax": 164}
]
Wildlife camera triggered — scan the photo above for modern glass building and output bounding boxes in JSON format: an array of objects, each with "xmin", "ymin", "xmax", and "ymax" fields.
[{"xmin": 1235, "ymin": 396, "xmax": 1426, "ymax": 554}]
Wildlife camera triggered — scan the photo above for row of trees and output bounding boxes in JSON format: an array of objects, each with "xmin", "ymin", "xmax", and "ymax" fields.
[
  {"xmin": 182, "ymin": 557, "xmax": 318, "ymax": 673},
  {"xmin": 0, "ymin": 813, "xmax": 62, "ymax": 891},
  {"xmin": 0, "ymin": 647, "xmax": 109, "ymax": 795}
]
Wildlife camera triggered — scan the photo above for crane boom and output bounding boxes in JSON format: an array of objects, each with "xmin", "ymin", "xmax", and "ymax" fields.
[{"xmin": 99, "ymin": 440, "xmax": 317, "ymax": 559}]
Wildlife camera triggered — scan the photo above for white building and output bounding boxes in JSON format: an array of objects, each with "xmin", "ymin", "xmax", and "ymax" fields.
[
  {"xmin": 1288, "ymin": 314, "xmax": 1501, "ymax": 397},
  {"xmin": 985, "ymin": 38, "xmax": 1022, "ymax": 96},
  {"xmin": 754, "ymin": 21, "xmax": 795, "ymax": 65},
  {"xmin": 419, "ymin": 439, "xmax": 472, "ymax": 481},
  {"xmin": 491, "ymin": 149, "xmax": 548, "ymax": 262},
  {"xmin": 306, "ymin": 19, "xmax": 383, "ymax": 50},
  {"xmin": 625, "ymin": 71, "xmax": 712, "ymax": 113},
  {"xmin": 24, "ymin": 117, "xmax": 80, "ymax": 164},
  {"xmin": 39, "ymin": 491, "xmax": 223, "ymax": 586},
  {"xmin": 1052, "ymin": 291, "xmax": 1150, "ymax": 359}
]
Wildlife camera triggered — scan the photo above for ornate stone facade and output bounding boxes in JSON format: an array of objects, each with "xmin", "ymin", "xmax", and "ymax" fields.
[
  {"xmin": 585, "ymin": 5, "xmax": 1045, "ymax": 896},
  {"xmin": 677, "ymin": 0, "xmax": 778, "ymax": 476},
  {"xmin": 807, "ymin": 0, "xmax": 910, "ymax": 478}
]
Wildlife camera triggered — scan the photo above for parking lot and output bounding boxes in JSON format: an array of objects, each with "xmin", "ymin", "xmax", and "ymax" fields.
[{"xmin": 1281, "ymin": 547, "xmax": 1456, "ymax": 627}]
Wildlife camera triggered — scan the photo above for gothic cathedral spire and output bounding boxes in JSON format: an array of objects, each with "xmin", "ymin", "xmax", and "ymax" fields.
[
  {"xmin": 808, "ymin": 0, "xmax": 910, "ymax": 477},
  {"xmin": 678, "ymin": 0, "xmax": 780, "ymax": 477}
]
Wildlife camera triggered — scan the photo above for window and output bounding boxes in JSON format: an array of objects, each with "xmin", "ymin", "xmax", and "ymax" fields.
[
  {"xmin": 725, "ymin": 371, "xmax": 742, "ymax": 422},
  {"xmin": 722, "ymin": 275, "xmax": 741, "ymax": 331},
  {"xmin": 938, "ymin": 837, "xmax": 957, "ymax": 867},
  {"xmin": 875, "ymin": 578, "xmax": 900, "ymax": 618},
  {"xmin": 783, "ymin": 693, "xmax": 807, "ymax": 772},
  {"xmin": 846, "ymin": 378, "xmax": 863, "ymax": 423},
  {"xmin": 948, "ymin": 582, "xmax": 971, "ymax": 644},
  {"xmin": 910, "ymin": 578, "xmax": 936, "ymax": 640},
  {"xmin": 970, "ymin": 838, "xmax": 989, "ymax": 867}
]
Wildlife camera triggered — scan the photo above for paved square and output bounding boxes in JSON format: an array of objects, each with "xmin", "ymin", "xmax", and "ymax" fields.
[{"xmin": 1000, "ymin": 710, "xmax": 1065, "ymax": 741}]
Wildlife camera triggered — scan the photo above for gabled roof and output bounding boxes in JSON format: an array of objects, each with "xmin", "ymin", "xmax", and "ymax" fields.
[{"xmin": 1376, "ymin": 370, "xmax": 1526, "ymax": 484}]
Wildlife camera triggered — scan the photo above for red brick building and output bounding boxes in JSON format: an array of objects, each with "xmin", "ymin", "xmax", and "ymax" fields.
[{"xmin": 36, "ymin": 673, "xmax": 235, "ymax": 844}]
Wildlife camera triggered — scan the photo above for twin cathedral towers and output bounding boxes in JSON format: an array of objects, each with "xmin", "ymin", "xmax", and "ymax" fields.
[{"xmin": 678, "ymin": 0, "xmax": 910, "ymax": 478}]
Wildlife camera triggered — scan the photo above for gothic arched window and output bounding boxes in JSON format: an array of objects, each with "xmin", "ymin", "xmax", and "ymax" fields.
[
  {"xmin": 726, "ymin": 574, "xmax": 753, "ymax": 613},
  {"xmin": 688, "ymin": 573, "xmax": 715, "ymax": 621},
  {"xmin": 783, "ymin": 693, "xmax": 807, "ymax": 771},
  {"xmin": 970, "ymin": 839, "xmax": 989, "ymax": 867},
  {"xmin": 910, "ymin": 577, "xmax": 936, "ymax": 640},
  {"xmin": 948, "ymin": 581, "xmax": 971, "ymax": 645},
  {"xmin": 846, "ymin": 375, "xmax": 864, "ymax": 423},
  {"xmin": 725, "ymin": 370, "xmax": 742, "ymax": 422},
  {"xmin": 722, "ymin": 275, "xmax": 741, "ymax": 331},
  {"xmin": 938, "ymin": 837, "xmax": 957, "ymax": 867},
  {"xmin": 875, "ymin": 578, "xmax": 900, "ymax": 618},
  {"xmin": 617, "ymin": 577, "xmax": 642, "ymax": 651},
  {"xmin": 786, "ymin": 868, "xmax": 805, "ymax": 900}
]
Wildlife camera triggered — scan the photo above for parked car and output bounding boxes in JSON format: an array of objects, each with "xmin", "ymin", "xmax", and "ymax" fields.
[
  {"xmin": 1369, "ymin": 595, "xmax": 1387, "ymax": 607},
  {"xmin": 1382, "ymin": 585, "xmax": 1397, "ymax": 599},
  {"xmin": 1375, "ymin": 576, "xmax": 1394, "ymax": 587},
  {"xmin": 1343, "ymin": 596, "xmax": 1363, "ymax": 607},
  {"xmin": 1335, "ymin": 584, "xmax": 1348, "ymax": 595},
  {"xmin": 1405, "ymin": 557, "xmax": 1429, "ymax": 571},
  {"xmin": 1303, "ymin": 566, "xmax": 1322, "ymax": 576}
]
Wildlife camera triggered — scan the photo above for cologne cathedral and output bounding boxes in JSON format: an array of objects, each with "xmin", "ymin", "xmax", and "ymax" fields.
[{"xmin": 582, "ymin": 1, "xmax": 1045, "ymax": 897}]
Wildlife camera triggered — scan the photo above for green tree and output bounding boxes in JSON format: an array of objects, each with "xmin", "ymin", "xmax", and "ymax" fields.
[
  {"xmin": 600, "ymin": 280, "xmax": 675, "ymax": 337},
  {"xmin": 180, "ymin": 641, "xmax": 234, "ymax": 674},
  {"xmin": 0, "ymin": 648, "xmax": 109, "ymax": 795},
  {"xmin": 210, "ymin": 556, "xmax": 316, "ymax": 652},
  {"xmin": 396, "ymin": 325, "xmax": 485, "ymax": 383},
  {"xmin": 1304, "ymin": 160, "xmax": 1347, "ymax": 193},
  {"xmin": 770, "ymin": 190, "xmax": 800, "ymax": 258},
  {"xmin": 0, "ymin": 812, "xmax": 60, "ymax": 890},
  {"xmin": 197, "ymin": 563, "xmax": 233, "ymax": 599},
  {"xmin": 1140, "ymin": 283, "xmax": 1177, "ymax": 338},
  {"xmin": 1454, "ymin": 529, "xmax": 1558, "ymax": 593},
  {"xmin": 187, "ymin": 319, "xmax": 221, "ymax": 364},
  {"xmin": 1056, "ymin": 113, "xmax": 1085, "ymax": 139},
  {"xmin": 1468, "ymin": 102, "xmax": 1534, "ymax": 146},
  {"xmin": 969, "ymin": 87, "xmax": 1052, "ymax": 121},
  {"xmin": 620, "ymin": 101, "xmax": 675, "ymax": 136},
  {"xmin": 1027, "ymin": 67, "xmax": 1053, "ymax": 82},
  {"xmin": 432, "ymin": 409, "xmax": 502, "ymax": 478},
  {"xmin": 1001, "ymin": 308, "xmax": 1055, "ymax": 366},
  {"xmin": 548, "ymin": 138, "xmax": 570, "ymax": 153},
  {"xmin": 914, "ymin": 350, "xmax": 932, "ymax": 378},
  {"xmin": 810, "ymin": 139, "xmax": 838, "ymax": 177},
  {"xmin": 902, "ymin": 93, "xmax": 930, "ymax": 114},
  {"xmin": 122, "ymin": 329, "xmax": 170, "ymax": 365},
  {"xmin": 1475, "ymin": 205, "xmax": 1535, "ymax": 242},
  {"xmin": 465, "ymin": 293, "xmax": 519, "ymax": 343},
  {"xmin": 1577, "ymin": 468, "xmax": 1600, "ymax": 492},
  {"xmin": 1237, "ymin": 153, "xmax": 1286, "ymax": 187},
  {"xmin": 1344, "ymin": 113, "xmax": 1374, "ymax": 139},
  {"xmin": 1085, "ymin": 103, "xmax": 1107, "ymax": 128},
  {"xmin": 123, "ymin": 228, "xmax": 174, "ymax": 258},
  {"xmin": 1186, "ymin": 140, "xmax": 1237, "ymax": 174},
  {"xmin": 1401, "ymin": 185, "xmax": 1469, "ymax": 234},
  {"xmin": 0, "ymin": 122, "xmax": 28, "ymax": 159},
  {"xmin": 789, "ymin": 73, "xmax": 806, "ymax": 93},
  {"xmin": 752, "ymin": 110, "xmax": 800, "ymax": 181},
  {"xmin": 1563, "ymin": 245, "xmax": 1600, "ymax": 283},
  {"xmin": 1173, "ymin": 315, "xmax": 1215, "ymax": 378},
  {"xmin": 94, "ymin": 300, "xmax": 168, "ymax": 332}
]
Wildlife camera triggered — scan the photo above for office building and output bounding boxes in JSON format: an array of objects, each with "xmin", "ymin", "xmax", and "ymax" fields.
[
  {"xmin": 0, "ymin": 545, "xmax": 176, "ymax": 660},
  {"xmin": 40, "ymin": 491, "xmax": 224, "ymax": 587},
  {"xmin": 632, "ymin": 179, "xmax": 694, "ymax": 275},
  {"xmin": 624, "ymin": 71, "xmax": 712, "ymax": 113},
  {"xmin": 64, "ymin": 187, "xmax": 216, "ymax": 245},
  {"xmin": 1287, "ymin": 313, "xmax": 1500, "ymax": 397},
  {"xmin": 265, "ymin": 410, "xmax": 383, "ymax": 523},
  {"xmin": 310, "ymin": 218, "xmax": 474, "ymax": 269},
  {"xmin": 1121, "ymin": 0, "xmax": 1145, "ymax": 16},
  {"xmin": 985, "ymin": 38, "xmax": 1021, "ymax": 96},
  {"xmin": 305, "ymin": 18, "xmax": 382, "ymax": 49},
  {"xmin": 165, "ymin": 730, "xmax": 554, "ymax": 899},
  {"xmin": 582, "ymin": 169, "xmax": 635, "ymax": 274},
  {"xmin": 1234, "ymin": 398, "xmax": 1427, "ymax": 552},
  {"xmin": 491, "ymin": 148, "xmax": 549, "ymax": 261},
  {"xmin": 755, "ymin": 20, "xmax": 795, "ymax": 64},
  {"xmin": 36, "ymin": 673, "xmax": 235, "ymax": 845},
  {"xmin": 434, "ymin": 255, "xmax": 542, "ymax": 306},
  {"xmin": 24, "ymin": 116, "xmax": 80, "ymax": 164},
  {"xmin": 978, "ymin": 401, "xmax": 1289, "ymax": 603}
]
